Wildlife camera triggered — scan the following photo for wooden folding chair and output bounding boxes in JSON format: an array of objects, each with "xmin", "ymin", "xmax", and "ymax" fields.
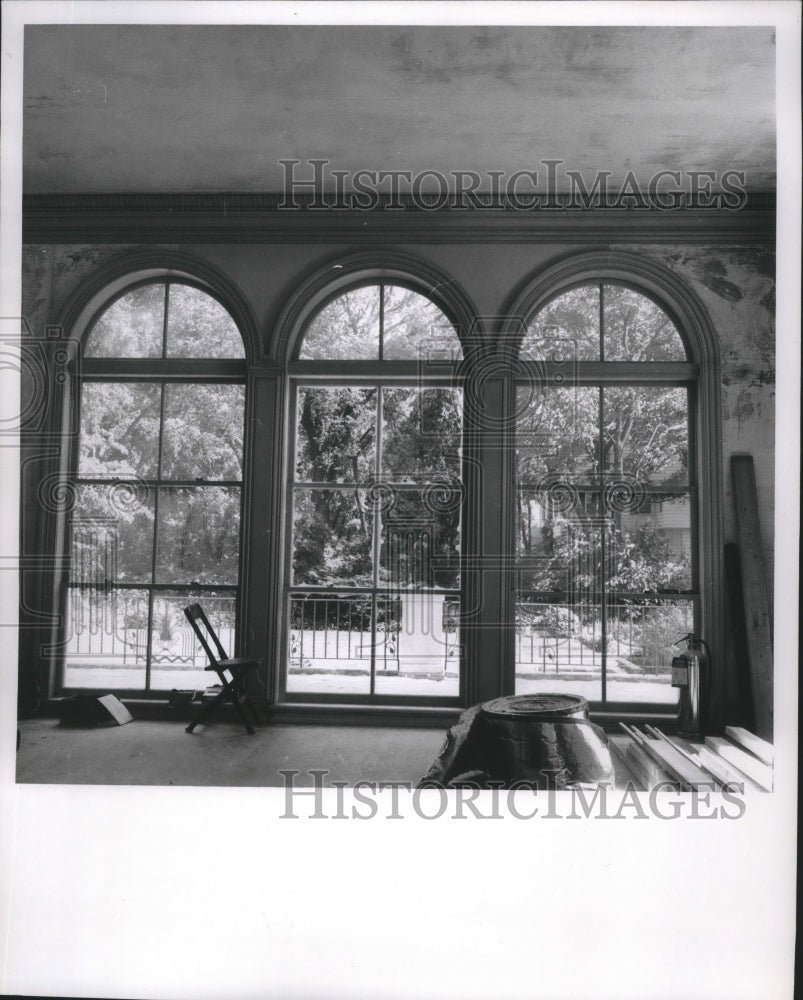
[{"xmin": 183, "ymin": 603, "xmax": 261, "ymax": 735}]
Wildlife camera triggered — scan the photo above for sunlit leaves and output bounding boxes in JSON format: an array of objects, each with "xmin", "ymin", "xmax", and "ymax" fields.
[
  {"xmin": 166, "ymin": 285, "xmax": 244, "ymax": 358},
  {"xmin": 85, "ymin": 282, "xmax": 245, "ymax": 358},
  {"xmin": 301, "ymin": 286, "xmax": 380, "ymax": 359},
  {"xmin": 162, "ymin": 384, "xmax": 245, "ymax": 480},
  {"xmin": 79, "ymin": 383, "xmax": 161, "ymax": 478},
  {"xmin": 85, "ymin": 284, "xmax": 165, "ymax": 357},
  {"xmin": 382, "ymin": 285, "xmax": 460, "ymax": 360},
  {"xmin": 603, "ymin": 285, "xmax": 685, "ymax": 362},
  {"xmin": 525, "ymin": 285, "xmax": 600, "ymax": 360},
  {"xmin": 522, "ymin": 283, "xmax": 685, "ymax": 362},
  {"xmin": 299, "ymin": 283, "xmax": 460, "ymax": 360}
]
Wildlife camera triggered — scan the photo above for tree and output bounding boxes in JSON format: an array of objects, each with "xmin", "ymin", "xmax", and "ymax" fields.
[
  {"xmin": 515, "ymin": 282, "xmax": 693, "ymax": 660},
  {"xmin": 293, "ymin": 385, "xmax": 461, "ymax": 588}
]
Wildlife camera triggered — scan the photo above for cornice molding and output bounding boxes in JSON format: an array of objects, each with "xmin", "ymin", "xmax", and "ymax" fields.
[{"xmin": 22, "ymin": 192, "xmax": 776, "ymax": 246}]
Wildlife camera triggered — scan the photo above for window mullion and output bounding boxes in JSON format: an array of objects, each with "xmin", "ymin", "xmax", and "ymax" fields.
[
  {"xmin": 599, "ymin": 384, "xmax": 607, "ymax": 704},
  {"xmin": 162, "ymin": 282, "xmax": 170, "ymax": 358},
  {"xmin": 378, "ymin": 282, "xmax": 385, "ymax": 361},
  {"xmin": 599, "ymin": 282, "xmax": 605, "ymax": 362},
  {"xmin": 370, "ymin": 387, "xmax": 383, "ymax": 695},
  {"xmin": 144, "ymin": 383, "xmax": 168, "ymax": 691}
]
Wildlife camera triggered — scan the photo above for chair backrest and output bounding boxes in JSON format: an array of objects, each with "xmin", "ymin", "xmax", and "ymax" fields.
[{"xmin": 184, "ymin": 603, "xmax": 229, "ymax": 666}]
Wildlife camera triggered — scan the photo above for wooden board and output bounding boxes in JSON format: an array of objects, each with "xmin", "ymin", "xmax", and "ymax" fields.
[
  {"xmin": 705, "ymin": 736, "xmax": 773, "ymax": 791},
  {"xmin": 608, "ymin": 739, "xmax": 647, "ymax": 790},
  {"xmin": 690, "ymin": 743, "xmax": 765, "ymax": 793},
  {"xmin": 639, "ymin": 738, "xmax": 717, "ymax": 791},
  {"xmin": 724, "ymin": 725, "xmax": 773, "ymax": 765},
  {"xmin": 625, "ymin": 743, "xmax": 674, "ymax": 790},
  {"xmin": 730, "ymin": 455, "xmax": 773, "ymax": 741},
  {"xmin": 723, "ymin": 542, "xmax": 755, "ymax": 730}
]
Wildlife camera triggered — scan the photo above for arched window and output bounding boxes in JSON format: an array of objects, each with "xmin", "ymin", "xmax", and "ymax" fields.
[
  {"xmin": 285, "ymin": 281, "xmax": 464, "ymax": 702},
  {"xmin": 513, "ymin": 282, "xmax": 696, "ymax": 708},
  {"xmin": 63, "ymin": 280, "xmax": 247, "ymax": 693}
]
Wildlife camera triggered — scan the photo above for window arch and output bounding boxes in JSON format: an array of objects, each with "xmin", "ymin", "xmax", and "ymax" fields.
[
  {"xmin": 283, "ymin": 271, "xmax": 466, "ymax": 704},
  {"xmin": 298, "ymin": 282, "xmax": 463, "ymax": 361},
  {"xmin": 523, "ymin": 282, "xmax": 687, "ymax": 361},
  {"xmin": 84, "ymin": 280, "xmax": 245, "ymax": 359},
  {"xmin": 63, "ymin": 278, "xmax": 248, "ymax": 693},
  {"xmin": 503, "ymin": 254, "xmax": 722, "ymax": 716}
]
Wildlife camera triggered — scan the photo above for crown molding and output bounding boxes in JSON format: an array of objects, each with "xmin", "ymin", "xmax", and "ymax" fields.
[{"xmin": 22, "ymin": 192, "xmax": 776, "ymax": 246}]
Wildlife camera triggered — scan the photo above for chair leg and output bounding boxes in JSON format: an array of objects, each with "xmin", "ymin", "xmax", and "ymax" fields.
[
  {"xmin": 185, "ymin": 673, "xmax": 258, "ymax": 735},
  {"xmin": 185, "ymin": 687, "xmax": 228, "ymax": 733},
  {"xmin": 232, "ymin": 693, "xmax": 255, "ymax": 735},
  {"xmin": 243, "ymin": 693, "xmax": 262, "ymax": 726}
]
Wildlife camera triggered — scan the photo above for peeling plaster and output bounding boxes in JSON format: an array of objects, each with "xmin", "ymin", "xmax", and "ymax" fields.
[{"xmin": 631, "ymin": 246, "xmax": 776, "ymax": 365}]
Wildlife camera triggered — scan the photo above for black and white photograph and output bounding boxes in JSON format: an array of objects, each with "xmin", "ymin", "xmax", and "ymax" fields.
[{"xmin": 1, "ymin": 2, "xmax": 799, "ymax": 998}]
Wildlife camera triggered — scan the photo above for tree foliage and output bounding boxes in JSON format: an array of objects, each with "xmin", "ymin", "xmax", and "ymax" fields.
[
  {"xmin": 86, "ymin": 282, "xmax": 244, "ymax": 358},
  {"xmin": 292, "ymin": 386, "xmax": 462, "ymax": 588},
  {"xmin": 74, "ymin": 382, "xmax": 245, "ymax": 591},
  {"xmin": 300, "ymin": 283, "xmax": 460, "ymax": 360}
]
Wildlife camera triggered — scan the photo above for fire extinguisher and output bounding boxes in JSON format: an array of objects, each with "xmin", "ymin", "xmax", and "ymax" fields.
[{"xmin": 671, "ymin": 633, "xmax": 710, "ymax": 741}]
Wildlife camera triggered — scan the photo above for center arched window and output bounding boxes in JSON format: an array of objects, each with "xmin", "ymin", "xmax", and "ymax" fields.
[{"xmin": 284, "ymin": 282, "xmax": 464, "ymax": 702}]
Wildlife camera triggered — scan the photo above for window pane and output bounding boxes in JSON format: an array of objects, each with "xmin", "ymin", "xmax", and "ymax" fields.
[
  {"xmin": 373, "ymin": 593, "xmax": 460, "ymax": 697},
  {"xmin": 516, "ymin": 386, "xmax": 600, "ymax": 485},
  {"xmin": 516, "ymin": 507, "xmax": 603, "ymax": 594},
  {"xmin": 149, "ymin": 591, "xmax": 237, "ymax": 691},
  {"xmin": 291, "ymin": 489, "xmax": 374, "ymax": 587},
  {"xmin": 515, "ymin": 600, "xmax": 602, "ymax": 701},
  {"xmin": 382, "ymin": 388, "xmax": 462, "ymax": 481},
  {"xmin": 78, "ymin": 383, "xmax": 161, "ymax": 478},
  {"xmin": 382, "ymin": 285, "xmax": 461, "ymax": 360},
  {"xmin": 295, "ymin": 387, "xmax": 376, "ymax": 483},
  {"xmin": 287, "ymin": 594, "xmax": 372, "ymax": 694},
  {"xmin": 84, "ymin": 284, "xmax": 165, "ymax": 358},
  {"xmin": 165, "ymin": 284, "xmax": 245, "ymax": 358},
  {"xmin": 71, "ymin": 484, "xmax": 155, "ymax": 584},
  {"xmin": 523, "ymin": 285, "xmax": 600, "ymax": 361},
  {"xmin": 300, "ymin": 286, "xmax": 380, "ymax": 359},
  {"xmin": 162, "ymin": 384, "xmax": 245, "ymax": 480},
  {"xmin": 380, "ymin": 490, "xmax": 461, "ymax": 590},
  {"xmin": 156, "ymin": 487, "xmax": 240, "ymax": 584},
  {"xmin": 602, "ymin": 386, "xmax": 688, "ymax": 485},
  {"xmin": 605, "ymin": 600, "xmax": 689, "ymax": 703},
  {"xmin": 608, "ymin": 495, "xmax": 693, "ymax": 592},
  {"xmin": 603, "ymin": 285, "xmax": 685, "ymax": 361},
  {"xmin": 63, "ymin": 587, "xmax": 149, "ymax": 690}
]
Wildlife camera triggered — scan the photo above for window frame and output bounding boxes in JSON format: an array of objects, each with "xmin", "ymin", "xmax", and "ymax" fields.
[
  {"xmin": 512, "ymin": 279, "xmax": 698, "ymax": 711},
  {"xmin": 57, "ymin": 271, "xmax": 251, "ymax": 698},
  {"xmin": 279, "ymin": 272, "xmax": 469, "ymax": 707},
  {"xmin": 500, "ymin": 253, "xmax": 724, "ymax": 726}
]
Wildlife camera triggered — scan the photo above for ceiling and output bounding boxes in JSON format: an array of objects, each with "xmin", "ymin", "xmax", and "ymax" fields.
[{"xmin": 23, "ymin": 24, "xmax": 776, "ymax": 195}]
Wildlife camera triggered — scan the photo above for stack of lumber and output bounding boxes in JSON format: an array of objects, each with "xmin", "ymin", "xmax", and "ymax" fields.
[{"xmin": 614, "ymin": 723, "xmax": 773, "ymax": 792}]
